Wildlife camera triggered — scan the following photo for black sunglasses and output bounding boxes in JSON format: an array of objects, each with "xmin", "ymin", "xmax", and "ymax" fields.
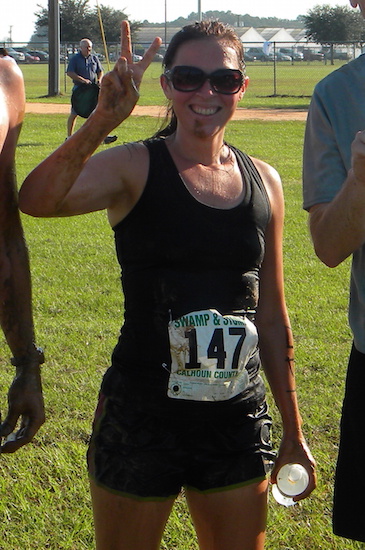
[{"xmin": 164, "ymin": 66, "xmax": 244, "ymax": 95}]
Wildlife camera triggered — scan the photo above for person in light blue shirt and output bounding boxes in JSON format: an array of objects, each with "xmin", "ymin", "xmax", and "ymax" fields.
[{"xmin": 303, "ymin": 0, "xmax": 365, "ymax": 541}]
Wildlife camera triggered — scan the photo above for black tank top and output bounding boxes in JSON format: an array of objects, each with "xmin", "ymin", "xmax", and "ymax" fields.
[{"xmin": 103, "ymin": 138, "xmax": 271, "ymax": 408}]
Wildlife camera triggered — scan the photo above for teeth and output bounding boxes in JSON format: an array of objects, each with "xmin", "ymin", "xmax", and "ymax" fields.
[{"xmin": 192, "ymin": 106, "xmax": 218, "ymax": 115}]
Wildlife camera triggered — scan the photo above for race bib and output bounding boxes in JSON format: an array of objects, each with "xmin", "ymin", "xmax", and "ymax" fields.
[{"xmin": 168, "ymin": 309, "xmax": 258, "ymax": 402}]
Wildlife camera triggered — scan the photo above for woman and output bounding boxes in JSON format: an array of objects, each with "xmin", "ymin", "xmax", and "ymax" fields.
[{"xmin": 19, "ymin": 20, "xmax": 316, "ymax": 550}]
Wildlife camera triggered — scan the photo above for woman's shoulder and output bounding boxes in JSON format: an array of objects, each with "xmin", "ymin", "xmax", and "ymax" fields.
[
  {"xmin": 96, "ymin": 141, "xmax": 150, "ymax": 181},
  {"xmin": 98, "ymin": 140, "xmax": 149, "ymax": 161},
  {"xmin": 250, "ymin": 156, "xmax": 281, "ymax": 184},
  {"xmin": 142, "ymin": 136, "xmax": 167, "ymax": 151},
  {"xmin": 111, "ymin": 137, "xmax": 165, "ymax": 159}
]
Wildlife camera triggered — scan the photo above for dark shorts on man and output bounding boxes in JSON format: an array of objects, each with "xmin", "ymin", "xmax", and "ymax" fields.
[
  {"xmin": 333, "ymin": 344, "xmax": 365, "ymax": 542},
  {"xmin": 71, "ymin": 83, "xmax": 99, "ymax": 118},
  {"xmin": 87, "ymin": 391, "xmax": 274, "ymax": 500}
]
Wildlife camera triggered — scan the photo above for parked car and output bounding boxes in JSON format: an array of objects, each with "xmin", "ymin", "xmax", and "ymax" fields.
[
  {"xmin": 270, "ymin": 51, "xmax": 292, "ymax": 61},
  {"xmin": 322, "ymin": 48, "xmax": 350, "ymax": 60},
  {"xmin": 245, "ymin": 47, "xmax": 271, "ymax": 61},
  {"xmin": 302, "ymin": 49, "xmax": 325, "ymax": 61},
  {"xmin": 279, "ymin": 48, "xmax": 304, "ymax": 61},
  {"xmin": 23, "ymin": 52, "xmax": 40, "ymax": 63},
  {"xmin": 27, "ymin": 50, "xmax": 49, "ymax": 62},
  {"xmin": 245, "ymin": 48, "xmax": 291, "ymax": 62},
  {"xmin": 6, "ymin": 47, "xmax": 25, "ymax": 62},
  {"xmin": 14, "ymin": 47, "xmax": 42, "ymax": 63},
  {"xmin": 110, "ymin": 52, "xmax": 142, "ymax": 62},
  {"xmin": 334, "ymin": 50, "xmax": 351, "ymax": 60},
  {"xmin": 244, "ymin": 50, "xmax": 257, "ymax": 62},
  {"xmin": 153, "ymin": 53, "xmax": 164, "ymax": 62}
]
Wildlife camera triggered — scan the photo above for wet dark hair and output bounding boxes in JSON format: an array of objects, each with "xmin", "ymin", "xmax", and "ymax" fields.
[
  {"xmin": 163, "ymin": 20, "xmax": 245, "ymax": 72},
  {"xmin": 154, "ymin": 20, "xmax": 245, "ymax": 138},
  {"xmin": 0, "ymin": 48, "xmax": 9, "ymax": 57}
]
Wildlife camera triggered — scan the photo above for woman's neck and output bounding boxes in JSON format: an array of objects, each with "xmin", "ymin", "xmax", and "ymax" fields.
[{"xmin": 166, "ymin": 129, "xmax": 228, "ymax": 168}]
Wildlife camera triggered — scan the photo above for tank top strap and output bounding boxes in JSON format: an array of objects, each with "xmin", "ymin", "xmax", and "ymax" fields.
[{"xmin": 228, "ymin": 144, "xmax": 271, "ymax": 216}]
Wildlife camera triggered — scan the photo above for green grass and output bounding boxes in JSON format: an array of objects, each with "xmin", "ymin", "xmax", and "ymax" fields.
[
  {"xmin": 19, "ymin": 59, "xmax": 348, "ymax": 110},
  {"xmin": 0, "ymin": 112, "xmax": 359, "ymax": 549}
]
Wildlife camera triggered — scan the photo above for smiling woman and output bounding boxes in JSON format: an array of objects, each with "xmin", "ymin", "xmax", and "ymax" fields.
[{"xmin": 19, "ymin": 19, "xmax": 316, "ymax": 550}]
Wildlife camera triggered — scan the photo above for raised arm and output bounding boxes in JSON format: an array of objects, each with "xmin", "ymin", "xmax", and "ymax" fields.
[
  {"xmin": 253, "ymin": 157, "xmax": 316, "ymax": 500},
  {"xmin": 19, "ymin": 21, "xmax": 162, "ymax": 218}
]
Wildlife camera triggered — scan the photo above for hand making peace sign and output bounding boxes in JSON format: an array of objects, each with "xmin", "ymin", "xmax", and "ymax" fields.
[{"xmin": 96, "ymin": 21, "xmax": 162, "ymax": 126}]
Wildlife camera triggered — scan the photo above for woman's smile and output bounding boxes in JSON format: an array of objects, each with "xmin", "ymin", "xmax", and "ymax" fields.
[{"xmin": 189, "ymin": 104, "xmax": 221, "ymax": 116}]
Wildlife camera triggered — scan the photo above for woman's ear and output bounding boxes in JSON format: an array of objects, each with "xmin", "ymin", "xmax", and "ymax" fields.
[
  {"xmin": 237, "ymin": 76, "xmax": 250, "ymax": 100},
  {"xmin": 160, "ymin": 74, "xmax": 173, "ymax": 100}
]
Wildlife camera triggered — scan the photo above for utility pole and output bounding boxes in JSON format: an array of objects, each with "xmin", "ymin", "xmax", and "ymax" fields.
[{"xmin": 48, "ymin": 0, "xmax": 60, "ymax": 96}]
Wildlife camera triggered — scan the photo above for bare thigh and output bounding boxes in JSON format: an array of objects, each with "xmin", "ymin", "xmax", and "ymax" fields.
[
  {"xmin": 90, "ymin": 478, "xmax": 175, "ymax": 550},
  {"xmin": 186, "ymin": 479, "xmax": 269, "ymax": 550}
]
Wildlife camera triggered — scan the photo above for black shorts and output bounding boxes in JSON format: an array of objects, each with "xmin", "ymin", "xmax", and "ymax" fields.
[
  {"xmin": 333, "ymin": 344, "xmax": 365, "ymax": 542},
  {"xmin": 87, "ymin": 392, "xmax": 274, "ymax": 500}
]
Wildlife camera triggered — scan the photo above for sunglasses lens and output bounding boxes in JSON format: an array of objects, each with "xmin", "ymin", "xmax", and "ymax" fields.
[
  {"xmin": 172, "ymin": 67, "xmax": 204, "ymax": 92},
  {"xmin": 211, "ymin": 70, "xmax": 243, "ymax": 94}
]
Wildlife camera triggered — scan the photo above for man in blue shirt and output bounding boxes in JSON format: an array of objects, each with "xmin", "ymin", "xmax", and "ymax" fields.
[
  {"xmin": 66, "ymin": 38, "xmax": 117, "ymax": 144},
  {"xmin": 303, "ymin": 0, "xmax": 365, "ymax": 542}
]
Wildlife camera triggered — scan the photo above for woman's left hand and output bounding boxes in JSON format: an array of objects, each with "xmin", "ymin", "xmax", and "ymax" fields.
[{"xmin": 271, "ymin": 432, "xmax": 317, "ymax": 501}]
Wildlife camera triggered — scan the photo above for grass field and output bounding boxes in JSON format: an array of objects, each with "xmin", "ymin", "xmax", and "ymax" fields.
[
  {"xmin": 19, "ymin": 59, "xmax": 348, "ymax": 110},
  {"xmin": 0, "ymin": 93, "xmax": 360, "ymax": 548}
]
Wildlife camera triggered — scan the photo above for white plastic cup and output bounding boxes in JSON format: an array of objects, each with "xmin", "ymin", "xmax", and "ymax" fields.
[{"xmin": 272, "ymin": 463, "xmax": 309, "ymax": 507}]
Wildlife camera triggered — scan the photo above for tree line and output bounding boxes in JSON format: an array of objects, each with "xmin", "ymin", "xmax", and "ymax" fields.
[
  {"xmin": 34, "ymin": 0, "xmax": 137, "ymax": 43},
  {"xmin": 32, "ymin": 0, "xmax": 365, "ymax": 46}
]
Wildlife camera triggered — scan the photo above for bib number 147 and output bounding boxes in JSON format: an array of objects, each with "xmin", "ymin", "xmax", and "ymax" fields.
[{"xmin": 185, "ymin": 326, "xmax": 247, "ymax": 370}]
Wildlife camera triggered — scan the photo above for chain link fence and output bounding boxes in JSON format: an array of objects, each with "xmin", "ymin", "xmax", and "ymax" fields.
[
  {"xmin": 4, "ymin": 40, "xmax": 365, "ymax": 100},
  {"xmin": 240, "ymin": 41, "xmax": 363, "ymax": 98}
]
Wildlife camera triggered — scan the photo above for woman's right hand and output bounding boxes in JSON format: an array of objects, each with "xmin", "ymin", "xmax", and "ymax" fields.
[
  {"xmin": 94, "ymin": 21, "xmax": 162, "ymax": 127},
  {"xmin": 19, "ymin": 21, "xmax": 162, "ymax": 219}
]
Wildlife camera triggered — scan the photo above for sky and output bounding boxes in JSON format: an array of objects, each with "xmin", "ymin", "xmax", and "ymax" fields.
[{"xmin": 1, "ymin": 0, "xmax": 352, "ymax": 43}]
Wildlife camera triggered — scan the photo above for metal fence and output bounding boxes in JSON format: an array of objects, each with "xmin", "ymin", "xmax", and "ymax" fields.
[{"xmin": 4, "ymin": 40, "xmax": 365, "ymax": 99}]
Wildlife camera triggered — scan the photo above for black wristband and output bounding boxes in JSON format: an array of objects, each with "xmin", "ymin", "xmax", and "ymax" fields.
[{"xmin": 11, "ymin": 347, "xmax": 45, "ymax": 367}]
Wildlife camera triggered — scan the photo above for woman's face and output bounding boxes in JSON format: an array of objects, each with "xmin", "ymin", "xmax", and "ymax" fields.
[{"xmin": 161, "ymin": 38, "xmax": 248, "ymax": 140}]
